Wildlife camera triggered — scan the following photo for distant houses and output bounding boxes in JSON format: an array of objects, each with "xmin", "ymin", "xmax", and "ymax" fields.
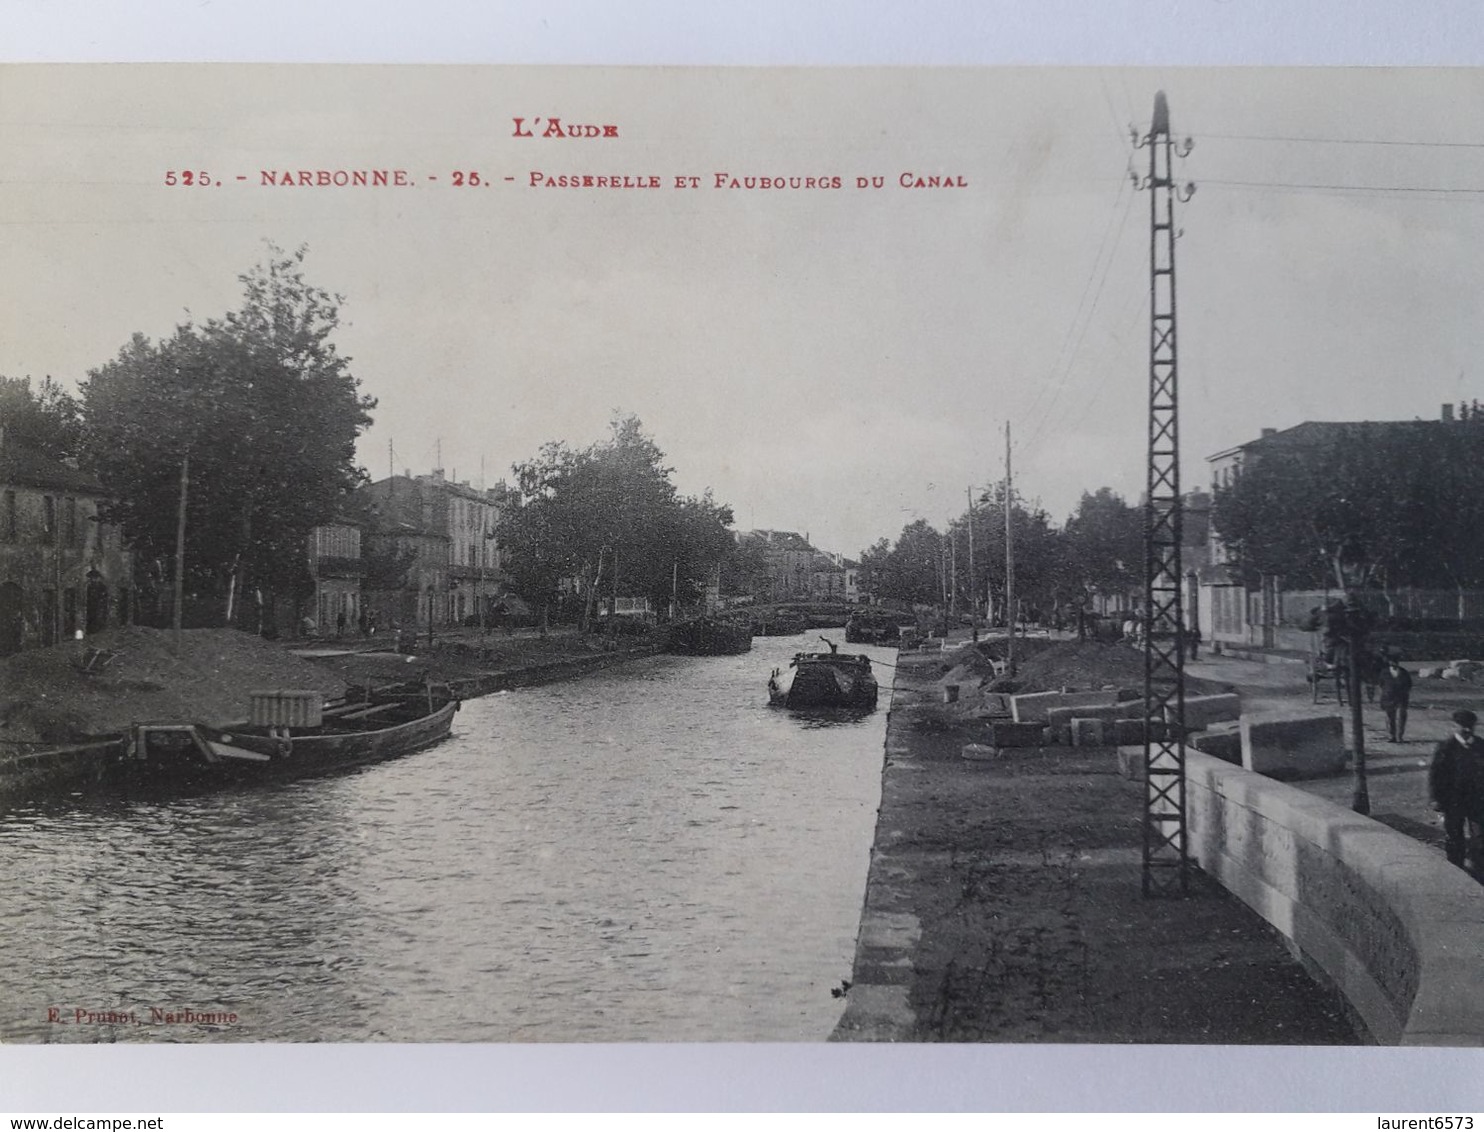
[
  {"xmin": 735, "ymin": 529, "xmax": 864, "ymax": 604},
  {"xmin": 0, "ymin": 437, "xmax": 133, "ymax": 656},
  {"xmin": 1198, "ymin": 404, "xmax": 1484, "ymax": 652},
  {"xmin": 352, "ymin": 468, "xmax": 510, "ymax": 635}
]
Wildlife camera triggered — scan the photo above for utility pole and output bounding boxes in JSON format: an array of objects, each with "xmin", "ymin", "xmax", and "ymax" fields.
[
  {"xmin": 967, "ymin": 487, "xmax": 976, "ymax": 628},
  {"xmin": 1135, "ymin": 90, "xmax": 1196, "ymax": 897},
  {"xmin": 1004, "ymin": 422, "xmax": 1016, "ymax": 675},
  {"xmin": 949, "ymin": 530, "xmax": 957, "ymax": 616},
  {"xmin": 172, "ymin": 452, "xmax": 189, "ymax": 654}
]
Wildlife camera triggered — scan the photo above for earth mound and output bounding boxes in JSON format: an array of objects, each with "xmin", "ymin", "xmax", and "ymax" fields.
[
  {"xmin": 995, "ymin": 639, "xmax": 1234, "ymax": 696},
  {"xmin": 0, "ymin": 626, "xmax": 348, "ymax": 745},
  {"xmin": 927, "ymin": 638, "xmax": 1233, "ymax": 699}
]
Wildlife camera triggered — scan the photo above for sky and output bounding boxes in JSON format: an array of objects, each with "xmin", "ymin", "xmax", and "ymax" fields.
[{"xmin": 8, "ymin": 65, "xmax": 1484, "ymax": 560}]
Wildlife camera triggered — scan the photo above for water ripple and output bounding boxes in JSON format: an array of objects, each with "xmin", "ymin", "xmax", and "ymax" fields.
[{"xmin": 0, "ymin": 634, "xmax": 889, "ymax": 1041}]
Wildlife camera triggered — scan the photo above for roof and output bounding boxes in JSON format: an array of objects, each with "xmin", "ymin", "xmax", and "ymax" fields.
[
  {"xmin": 743, "ymin": 529, "xmax": 818, "ymax": 552},
  {"xmin": 1208, "ymin": 419, "xmax": 1456, "ymax": 463},
  {"xmin": 0, "ymin": 447, "xmax": 102, "ymax": 494}
]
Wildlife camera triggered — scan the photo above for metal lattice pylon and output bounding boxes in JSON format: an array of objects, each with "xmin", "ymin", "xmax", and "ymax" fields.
[{"xmin": 1139, "ymin": 92, "xmax": 1191, "ymax": 897}]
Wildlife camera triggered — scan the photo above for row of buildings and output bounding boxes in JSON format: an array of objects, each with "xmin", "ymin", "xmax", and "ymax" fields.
[
  {"xmin": 0, "ymin": 439, "xmax": 517, "ymax": 654},
  {"xmin": 1194, "ymin": 402, "xmax": 1484, "ymax": 652},
  {"xmin": 0, "ymin": 436, "xmax": 872, "ymax": 658},
  {"xmin": 13, "ymin": 402, "xmax": 1454, "ymax": 657},
  {"xmin": 731, "ymin": 529, "xmax": 865, "ymax": 605}
]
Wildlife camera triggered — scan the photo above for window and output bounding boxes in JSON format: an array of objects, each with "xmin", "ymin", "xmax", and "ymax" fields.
[
  {"xmin": 42, "ymin": 496, "xmax": 55, "ymax": 544},
  {"xmin": 2, "ymin": 491, "xmax": 13, "ymax": 540},
  {"xmin": 41, "ymin": 589, "xmax": 57, "ymax": 646},
  {"xmin": 63, "ymin": 588, "xmax": 78, "ymax": 638},
  {"xmin": 65, "ymin": 497, "xmax": 78, "ymax": 546}
]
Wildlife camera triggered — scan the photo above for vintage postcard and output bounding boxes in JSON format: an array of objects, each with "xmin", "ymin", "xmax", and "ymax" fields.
[{"xmin": 5, "ymin": 61, "xmax": 1484, "ymax": 1108}]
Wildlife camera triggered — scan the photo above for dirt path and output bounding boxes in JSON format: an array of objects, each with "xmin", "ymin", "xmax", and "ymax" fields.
[{"xmin": 833, "ymin": 647, "xmax": 1362, "ymax": 1044}]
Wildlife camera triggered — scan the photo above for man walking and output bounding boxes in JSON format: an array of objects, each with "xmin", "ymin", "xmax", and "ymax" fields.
[
  {"xmin": 1429, "ymin": 709, "xmax": 1484, "ymax": 873},
  {"xmin": 1378, "ymin": 653, "xmax": 1413, "ymax": 742}
]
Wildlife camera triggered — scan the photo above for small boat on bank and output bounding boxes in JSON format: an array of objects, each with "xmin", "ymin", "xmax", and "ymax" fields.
[
  {"xmin": 768, "ymin": 640, "xmax": 879, "ymax": 710},
  {"xmin": 751, "ymin": 610, "xmax": 810, "ymax": 637},
  {"xmin": 665, "ymin": 615, "xmax": 754, "ymax": 656},
  {"xmin": 844, "ymin": 611, "xmax": 903, "ymax": 645},
  {"xmin": 113, "ymin": 680, "xmax": 459, "ymax": 786}
]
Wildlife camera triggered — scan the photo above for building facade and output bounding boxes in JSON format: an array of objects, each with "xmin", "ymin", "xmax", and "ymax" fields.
[
  {"xmin": 358, "ymin": 470, "xmax": 507, "ymax": 631},
  {"xmin": 0, "ymin": 446, "xmax": 132, "ymax": 656},
  {"xmin": 739, "ymin": 530, "xmax": 867, "ymax": 603},
  {"xmin": 1198, "ymin": 407, "xmax": 1480, "ymax": 652},
  {"xmin": 306, "ymin": 521, "xmax": 363, "ymax": 635}
]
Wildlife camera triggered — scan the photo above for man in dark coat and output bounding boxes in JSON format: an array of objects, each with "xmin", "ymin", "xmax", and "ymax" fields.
[
  {"xmin": 1378, "ymin": 654, "xmax": 1413, "ymax": 742},
  {"xmin": 1429, "ymin": 709, "xmax": 1484, "ymax": 871}
]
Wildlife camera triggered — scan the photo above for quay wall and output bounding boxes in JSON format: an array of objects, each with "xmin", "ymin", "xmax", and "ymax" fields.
[
  {"xmin": 446, "ymin": 643, "xmax": 659, "ymax": 698},
  {"xmin": 1186, "ymin": 751, "xmax": 1484, "ymax": 1045},
  {"xmin": 0, "ymin": 739, "xmax": 120, "ymax": 797},
  {"xmin": 0, "ymin": 642, "xmax": 660, "ymax": 802}
]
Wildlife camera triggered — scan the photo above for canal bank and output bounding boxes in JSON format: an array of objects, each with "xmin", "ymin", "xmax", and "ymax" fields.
[
  {"xmin": 0, "ymin": 633, "xmax": 886, "ymax": 1042},
  {"xmin": 0, "ymin": 626, "xmax": 661, "ymax": 800},
  {"xmin": 831, "ymin": 639, "xmax": 1362, "ymax": 1044}
]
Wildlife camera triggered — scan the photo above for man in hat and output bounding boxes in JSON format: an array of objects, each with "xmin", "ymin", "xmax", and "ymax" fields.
[
  {"xmin": 1429, "ymin": 709, "xmax": 1484, "ymax": 872},
  {"xmin": 1378, "ymin": 652, "xmax": 1413, "ymax": 742}
]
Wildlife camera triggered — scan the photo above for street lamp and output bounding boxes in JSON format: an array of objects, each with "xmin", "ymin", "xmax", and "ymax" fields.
[{"xmin": 1334, "ymin": 558, "xmax": 1374, "ymax": 815}]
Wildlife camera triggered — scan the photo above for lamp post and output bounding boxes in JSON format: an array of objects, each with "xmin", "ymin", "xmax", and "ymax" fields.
[{"xmin": 1344, "ymin": 587, "xmax": 1372, "ymax": 815}]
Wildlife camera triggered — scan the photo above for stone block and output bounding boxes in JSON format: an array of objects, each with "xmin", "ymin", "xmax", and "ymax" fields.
[
  {"xmin": 1189, "ymin": 727, "xmax": 1243, "ymax": 764},
  {"xmin": 960, "ymin": 743, "xmax": 999, "ymax": 762},
  {"xmin": 1241, "ymin": 713, "xmax": 1348, "ymax": 779},
  {"xmin": 979, "ymin": 693, "xmax": 1012, "ymax": 717},
  {"xmin": 1045, "ymin": 701, "xmax": 1146, "ymax": 729},
  {"xmin": 1176, "ymin": 693, "xmax": 1242, "ymax": 729},
  {"xmin": 1011, "ymin": 689, "xmax": 1120, "ymax": 724},
  {"xmin": 989, "ymin": 721, "xmax": 1045, "ymax": 748},
  {"xmin": 1046, "ymin": 703, "xmax": 1117, "ymax": 728},
  {"xmin": 1070, "ymin": 718, "xmax": 1107, "ymax": 747}
]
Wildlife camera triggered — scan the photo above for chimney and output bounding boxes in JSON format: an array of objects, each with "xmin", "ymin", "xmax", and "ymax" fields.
[
  {"xmin": 1260, "ymin": 428, "xmax": 1277, "ymax": 438},
  {"xmin": 1443, "ymin": 403, "xmax": 1456, "ymax": 421}
]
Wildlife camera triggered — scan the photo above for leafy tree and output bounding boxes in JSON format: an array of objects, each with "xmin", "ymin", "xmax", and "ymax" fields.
[
  {"xmin": 956, "ymin": 484, "xmax": 1064, "ymax": 620},
  {"xmin": 1213, "ymin": 421, "xmax": 1484, "ymax": 600},
  {"xmin": 498, "ymin": 415, "xmax": 736, "ymax": 626},
  {"xmin": 1062, "ymin": 488, "xmax": 1143, "ymax": 606},
  {"xmin": 0, "ymin": 376, "xmax": 82, "ymax": 459},
  {"xmin": 361, "ymin": 538, "xmax": 421, "ymax": 592},
  {"xmin": 720, "ymin": 535, "xmax": 771, "ymax": 599},
  {"xmin": 856, "ymin": 537, "xmax": 892, "ymax": 603},
  {"xmin": 866, "ymin": 519, "xmax": 944, "ymax": 607},
  {"xmin": 80, "ymin": 245, "xmax": 375, "ymax": 626}
]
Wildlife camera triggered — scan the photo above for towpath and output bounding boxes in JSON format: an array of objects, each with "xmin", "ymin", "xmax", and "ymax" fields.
[{"xmin": 832, "ymin": 639, "xmax": 1362, "ymax": 1043}]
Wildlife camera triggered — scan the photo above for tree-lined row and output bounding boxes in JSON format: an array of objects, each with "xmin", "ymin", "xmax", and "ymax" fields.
[
  {"xmin": 496, "ymin": 415, "xmax": 737, "ymax": 628},
  {"xmin": 2, "ymin": 248, "xmax": 746, "ymax": 632},
  {"xmin": 1211, "ymin": 420, "xmax": 1484, "ymax": 595},
  {"xmin": 857, "ymin": 485, "xmax": 1144, "ymax": 620},
  {"xmin": 3, "ymin": 246, "xmax": 374, "ymax": 626}
]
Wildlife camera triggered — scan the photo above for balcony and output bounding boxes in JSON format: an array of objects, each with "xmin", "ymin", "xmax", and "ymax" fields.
[{"xmin": 314, "ymin": 555, "xmax": 364, "ymax": 577}]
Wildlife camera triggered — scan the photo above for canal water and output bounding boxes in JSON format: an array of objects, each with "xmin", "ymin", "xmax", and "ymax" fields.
[{"xmin": 0, "ymin": 633, "xmax": 892, "ymax": 1042}]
